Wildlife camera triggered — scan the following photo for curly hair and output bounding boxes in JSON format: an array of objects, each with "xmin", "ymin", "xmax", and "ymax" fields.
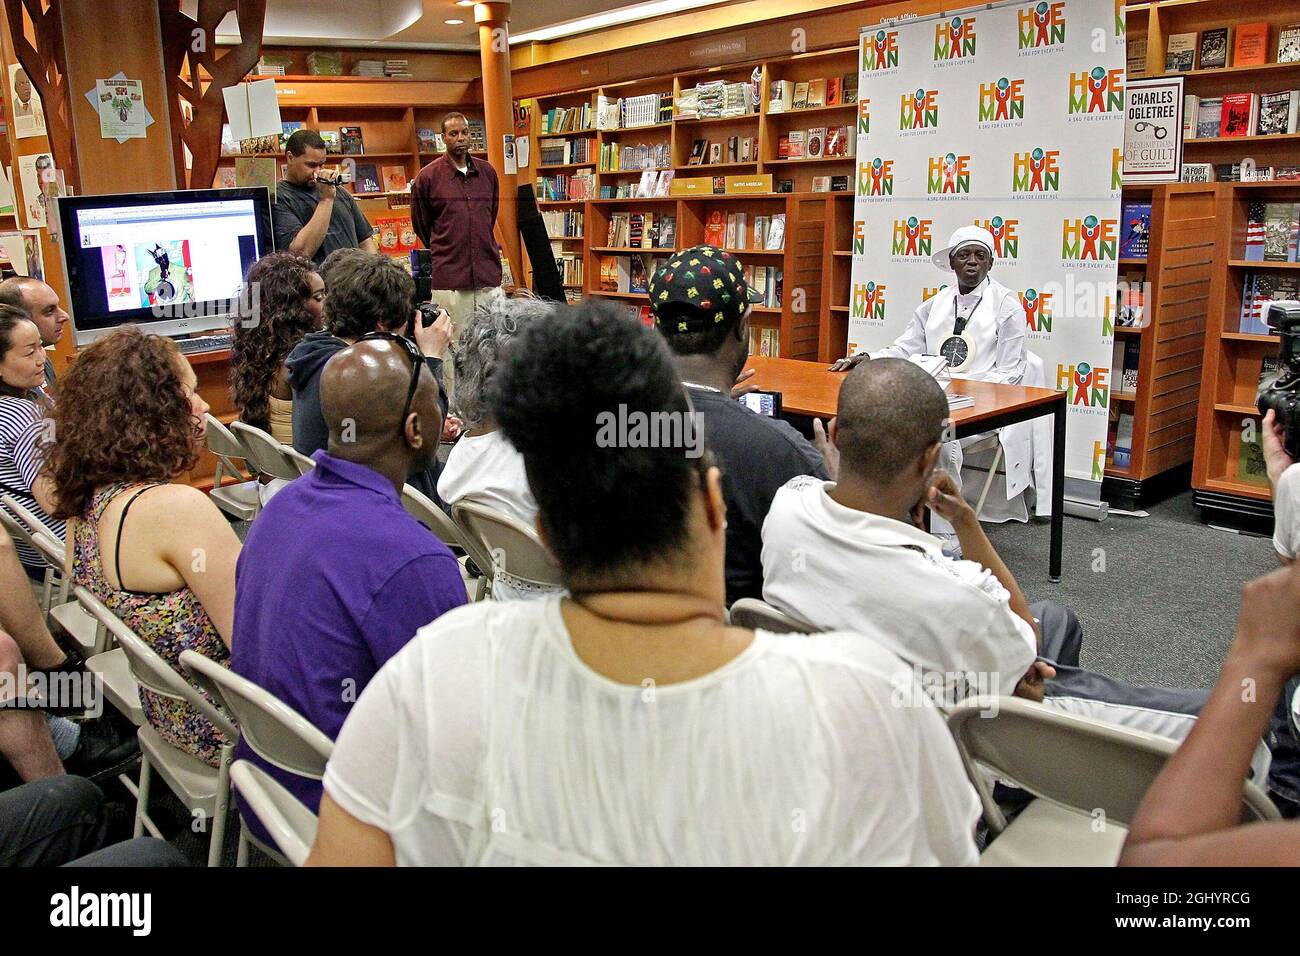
[
  {"xmin": 229, "ymin": 252, "xmax": 319, "ymax": 430},
  {"xmin": 452, "ymin": 291, "xmax": 553, "ymax": 428},
  {"xmin": 46, "ymin": 325, "xmax": 202, "ymax": 519}
]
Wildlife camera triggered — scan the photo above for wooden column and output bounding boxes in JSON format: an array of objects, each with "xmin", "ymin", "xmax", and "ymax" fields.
[{"xmin": 475, "ymin": 0, "xmax": 522, "ymax": 284}]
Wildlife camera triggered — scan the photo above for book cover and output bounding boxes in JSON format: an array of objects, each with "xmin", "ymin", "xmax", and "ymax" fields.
[
  {"xmin": 830, "ymin": 175, "xmax": 849, "ymax": 191},
  {"xmin": 826, "ymin": 77, "xmax": 842, "ymax": 106},
  {"xmin": 1244, "ymin": 201, "xmax": 1267, "ymax": 260},
  {"xmin": 768, "ymin": 80, "xmax": 793, "ymax": 114},
  {"xmin": 416, "ymin": 128, "xmax": 443, "ymax": 152},
  {"xmin": 353, "ymin": 162, "xmax": 380, "ymax": 193},
  {"xmin": 629, "ymin": 255, "xmax": 649, "ymax": 294},
  {"xmin": 1165, "ymin": 32, "xmax": 1197, "ymax": 72},
  {"xmin": 1239, "ymin": 428, "xmax": 1268, "ymax": 484},
  {"xmin": 599, "ymin": 256, "xmax": 618, "ymax": 292},
  {"xmin": 765, "ymin": 213, "xmax": 786, "ymax": 250},
  {"xmin": 1197, "ymin": 97, "xmax": 1223, "ymax": 137},
  {"xmin": 811, "ymin": 175, "xmax": 831, "ymax": 192},
  {"xmin": 1122, "ymin": 340, "xmax": 1141, "ymax": 392},
  {"xmin": 466, "ymin": 118, "xmax": 487, "ymax": 150},
  {"xmin": 381, "ymin": 165, "xmax": 408, "ymax": 192},
  {"xmin": 1233, "ymin": 22, "xmax": 1270, "ymax": 66},
  {"xmin": 806, "ymin": 79, "xmax": 826, "ymax": 108},
  {"xmin": 1119, "ymin": 202, "xmax": 1151, "ymax": 258},
  {"xmin": 220, "ymin": 123, "xmax": 238, "ymax": 156},
  {"xmin": 278, "ymin": 121, "xmax": 304, "ymax": 151},
  {"xmin": 320, "ymin": 131, "xmax": 341, "ymax": 154},
  {"xmin": 1199, "ymin": 28, "xmax": 1230, "ymax": 70},
  {"xmin": 841, "ymin": 74, "xmax": 858, "ymax": 103},
  {"xmin": 806, "ymin": 127, "xmax": 826, "ymax": 159},
  {"xmin": 216, "ymin": 166, "xmax": 238, "ymax": 189},
  {"xmin": 1262, "ymin": 202, "xmax": 1300, "ymax": 261},
  {"xmin": 777, "ymin": 134, "xmax": 790, "ymax": 160},
  {"xmin": 339, "ymin": 126, "xmax": 365, "ymax": 155},
  {"xmin": 792, "ymin": 82, "xmax": 809, "ymax": 111},
  {"xmin": 1114, "ymin": 413, "xmax": 1134, "ymax": 469},
  {"xmin": 1127, "ymin": 36, "xmax": 1148, "ymax": 77},
  {"xmin": 688, "ymin": 139, "xmax": 708, "ymax": 166},
  {"xmin": 1181, "ymin": 163, "xmax": 1215, "ymax": 183},
  {"xmin": 1280, "ymin": 24, "xmax": 1300, "ymax": 63},
  {"xmin": 1218, "ymin": 93, "xmax": 1256, "ymax": 137},
  {"xmin": 1256, "ymin": 90, "xmax": 1296, "ymax": 135},
  {"xmin": 1183, "ymin": 94, "xmax": 1200, "ymax": 138},
  {"xmin": 787, "ymin": 130, "xmax": 805, "ymax": 159},
  {"xmin": 703, "ymin": 209, "xmax": 726, "ymax": 246},
  {"xmin": 234, "ymin": 157, "xmax": 277, "ymax": 197}
]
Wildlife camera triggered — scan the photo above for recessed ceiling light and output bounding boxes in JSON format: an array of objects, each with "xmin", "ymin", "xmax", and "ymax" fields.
[
  {"xmin": 456, "ymin": 1, "xmax": 474, "ymax": 5},
  {"xmin": 445, "ymin": 18, "xmax": 464, "ymax": 24},
  {"xmin": 511, "ymin": 0, "xmax": 731, "ymax": 43}
]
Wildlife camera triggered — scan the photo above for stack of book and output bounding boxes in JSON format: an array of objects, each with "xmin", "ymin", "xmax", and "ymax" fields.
[
  {"xmin": 768, "ymin": 74, "xmax": 858, "ymax": 113},
  {"xmin": 606, "ymin": 212, "xmax": 676, "ymax": 249},
  {"xmin": 539, "ymin": 137, "xmax": 594, "ymax": 166},
  {"xmin": 1240, "ymin": 271, "xmax": 1300, "ymax": 334},
  {"xmin": 1165, "ymin": 22, "xmax": 1299, "ymax": 72},
  {"xmin": 777, "ymin": 126, "xmax": 854, "ymax": 159},
  {"xmin": 352, "ymin": 59, "xmax": 386, "ymax": 77},
  {"xmin": 600, "ymin": 141, "xmax": 671, "ymax": 173},
  {"xmin": 1185, "ymin": 91, "xmax": 1300, "ymax": 138},
  {"xmin": 540, "ymin": 104, "xmax": 594, "ymax": 133},
  {"xmin": 686, "ymin": 136, "xmax": 757, "ymax": 166},
  {"xmin": 598, "ymin": 253, "xmax": 669, "ymax": 294},
  {"xmin": 255, "ymin": 54, "xmax": 291, "ymax": 75},
  {"xmin": 621, "ymin": 93, "xmax": 673, "ymax": 128},
  {"xmin": 306, "ymin": 51, "xmax": 343, "ymax": 75},
  {"xmin": 554, "ymin": 252, "xmax": 584, "ymax": 288},
  {"xmin": 542, "ymin": 209, "xmax": 584, "ymax": 238},
  {"xmin": 416, "ymin": 129, "xmax": 445, "ymax": 153},
  {"xmin": 535, "ymin": 170, "xmax": 596, "ymax": 202},
  {"xmin": 748, "ymin": 327, "xmax": 782, "ymax": 357},
  {"xmin": 384, "ymin": 59, "xmax": 412, "ymax": 79}
]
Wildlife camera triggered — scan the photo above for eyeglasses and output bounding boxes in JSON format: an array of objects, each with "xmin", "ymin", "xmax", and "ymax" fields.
[{"xmin": 356, "ymin": 331, "xmax": 425, "ymax": 435}]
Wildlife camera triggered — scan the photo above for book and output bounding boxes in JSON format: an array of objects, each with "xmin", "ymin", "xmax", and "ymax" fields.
[
  {"xmin": 688, "ymin": 139, "xmax": 708, "ymax": 166},
  {"xmin": 825, "ymin": 126, "xmax": 847, "ymax": 157},
  {"xmin": 278, "ymin": 121, "xmax": 304, "ymax": 151},
  {"xmin": 1116, "ymin": 274, "xmax": 1147, "ymax": 327},
  {"xmin": 339, "ymin": 126, "xmax": 365, "ymax": 155},
  {"xmin": 216, "ymin": 166, "xmax": 238, "ymax": 188},
  {"xmin": 234, "ymin": 157, "xmax": 277, "ymax": 197},
  {"xmin": 1262, "ymin": 202, "xmax": 1300, "ymax": 261},
  {"xmin": 806, "ymin": 127, "xmax": 826, "ymax": 159},
  {"xmin": 1256, "ymin": 90, "xmax": 1299, "ymax": 136},
  {"xmin": 792, "ymin": 82, "xmax": 809, "ymax": 111},
  {"xmin": 351, "ymin": 162, "xmax": 380, "ymax": 194},
  {"xmin": 708, "ymin": 143, "xmax": 723, "ymax": 165},
  {"xmin": 381, "ymin": 165, "xmax": 408, "ymax": 192},
  {"xmin": 599, "ymin": 255, "xmax": 618, "ymax": 292},
  {"xmin": 416, "ymin": 128, "xmax": 443, "ymax": 152},
  {"xmin": 765, "ymin": 213, "xmax": 786, "ymax": 250},
  {"xmin": 1181, "ymin": 163, "xmax": 1215, "ymax": 183},
  {"xmin": 777, "ymin": 135, "xmax": 790, "ymax": 160},
  {"xmin": 1113, "ymin": 413, "xmax": 1134, "ymax": 469},
  {"xmin": 1165, "ymin": 32, "xmax": 1197, "ymax": 72},
  {"xmin": 1219, "ymin": 93, "xmax": 1257, "ymax": 137},
  {"xmin": 1240, "ymin": 272, "xmax": 1300, "ymax": 333},
  {"xmin": 806, "ymin": 79, "xmax": 826, "ymax": 109},
  {"xmin": 1121, "ymin": 340, "xmax": 1141, "ymax": 392},
  {"xmin": 1119, "ymin": 202, "xmax": 1151, "ymax": 258},
  {"xmin": 1280, "ymin": 24, "xmax": 1300, "ymax": 63},
  {"xmin": 830, "ymin": 175, "xmax": 849, "ymax": 191},
  {"xmin": 811, "ymin": 175, "xmax": 831, "ymax": 193},
  {"xmin": 1199, "ymin": 28, "xmax": 1231, "ymax": 70},
  {"xmin": 1244, "ymin": 201, "xmax": 1267, "ymax": 260},
  {"xmin": 768, "ymin": 80, "xmax": 794, "ymax": 114},
  {"xmin": 841, "ymin": 74, "xmax": 858, "ymax": 104},
  {"xmin": 703, "ymin": 209, "xmax": 726, "ymax": 246},
  {"xmin": 320, "ymin": 131, "xmax": 341, "ymax": 154},
  {"xmin": 466, "ymin": 118, "xmax": 487, "ymax": 150},
  {"xmin": 1239, "ymin": 427, "xmax": 1268, "ymax": 484},
  {"xmin": 726, "ymin": 136, "xmax": 739, "ymax": 164},
  {"xmin": 1183, "ymin": 94, "xmax": 1200, "ymax": 138},
  {"xmin": 826, "ymin": 77, "xmax": 841, "ymax": 106},
  {"xmin": 1127, "ymin": 36, "xmax": 1148, "ymax": 77},
  {"xmin": 629, "ymin": 255, "xmax": 650, "ymax": 294},
  {"xmin": 776, "ymin": 179, "xmax": 793, "ymax": 193},
  {"xmin": 787, "ymin": 130, "xmax": 805, "ymax": 159},
  {"xmin": 1196, "ymin": 97, "xmax": 1224, "ymax": 138},
  {"xmin": 1233, "ymin": 22, "xmax": 1270, "ymax": 67}
]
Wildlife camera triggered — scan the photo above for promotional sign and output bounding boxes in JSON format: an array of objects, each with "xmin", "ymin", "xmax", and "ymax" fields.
[
  {"xmin": 1123, "ymin": 76, "xmax": 1183, "ymax": 184},
  {"xmin": 851, "ymin": 0, "xmax": 1126, "ymax": 485}
]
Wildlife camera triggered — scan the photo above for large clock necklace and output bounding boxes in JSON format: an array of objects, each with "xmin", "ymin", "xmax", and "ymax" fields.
[{"xmin": 939, "ymin": 289, "xmax": 983, "ymax": 374}]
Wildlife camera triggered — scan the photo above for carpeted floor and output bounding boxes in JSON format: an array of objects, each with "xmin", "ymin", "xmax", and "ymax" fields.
[{"xmin": 983, "ymin": 490, "xmax": 1276, "ymax": 691}]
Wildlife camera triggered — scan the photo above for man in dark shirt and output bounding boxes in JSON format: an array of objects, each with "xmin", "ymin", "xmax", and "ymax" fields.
[
  {"xmin": 410, "ymin": 112, "xmax": 503, "ymax": 399},
  {"xmin": 649, "ymin": 245, "xmax": 834, "ymax": 605},
  {"xmin": 273, "ymin": 129, "xmax": 376, "ymax": 266}
]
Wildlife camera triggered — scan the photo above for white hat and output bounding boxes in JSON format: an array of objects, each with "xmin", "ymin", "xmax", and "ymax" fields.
[{"xmin": 932, "ymin": 225, "xmax": 996, "ymax": 273}]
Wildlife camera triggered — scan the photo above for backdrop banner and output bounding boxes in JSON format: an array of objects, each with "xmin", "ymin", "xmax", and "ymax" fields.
[{"xmin": 850, "ymin": 0, "xmax": 1126, "ymax": 485}]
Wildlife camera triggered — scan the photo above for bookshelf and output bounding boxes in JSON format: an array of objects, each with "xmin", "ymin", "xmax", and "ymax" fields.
[{"xmin": 1192, "ymin": 180, "xmax": 1299, "ymax": 519}]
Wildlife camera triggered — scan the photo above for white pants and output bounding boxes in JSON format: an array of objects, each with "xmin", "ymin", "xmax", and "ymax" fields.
[{"xmin": 430, "ymin": 286, "xmax": 506, "ymax": 402}]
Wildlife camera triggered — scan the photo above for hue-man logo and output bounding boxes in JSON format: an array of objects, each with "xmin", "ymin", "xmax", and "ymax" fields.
[
  {"xmin": 979, "ymin": 77, "xmax": 1025, "ymax": 122},
  {"xmin": 892, "ymin": 217, "xmax": 933, "ymax": 257},
  {"xmin": 1018, "ymin": 2, "xmax": 1065, "ymax": 48},
  {"xmin": 863, "ymin": 29, "xmax": 899, "ymax": 71},
  {"xmin": 1057, "ymin": 361, "xmax": 1110, "ymax": 408},
  {"xmin": 934, "ymin": 16, "xmax": 977, "ymax": 60},
  {"xmin": 1069, "ymin": 67, "xmax": 1124, "ymax": 114},
  {"xmin": 1111, "ymin": 147, "xmax": 1123, "ymax": 189},
  {"xmin": 1020, "ymin": 288, "xmax": 1053, "ymax": 332},
  {"xmin": 1091, "ymin": 440, "xmax": 1106, "ymax": 480},
  {"xmin": 900, "ymin": 88, "xmax": 939, "ymax": 130},
  {"xmin": 859, "ymin": 157, "xmax": 894, "ymax": 196},
  {"xmin": 975, "ymin": 216, "xmax": 1019, "ymax": 258},
  {"xmin": 1062, "ymin": 215, "xmax": 1118, "ymax": 260},
  {"xmin": 922, "ymin": 285, "xmax": 949, "ymax": 302},
  {"xmin": 858, "ymin": 98, "xmax": 872, "ymax": 135},
  {"xmin": 928, "ymin": 152, "xmax": 970, "ymax": 194},
  {"xmin": 852, "ymin": 219, "xmax": 867, "ymax": 254},
  {"xmin": 1012, "ymin": 147, "xmax": 1060, "ymax": 192},
  {"xmin": 853, "ymin": 281, "xmax": 887, "ymax": 321}
]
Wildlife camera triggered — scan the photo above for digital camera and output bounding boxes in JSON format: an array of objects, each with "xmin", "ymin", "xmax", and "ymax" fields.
[{"xmin": 1257, "ymin": 301, "xmax": 1300, "ymax": 458}]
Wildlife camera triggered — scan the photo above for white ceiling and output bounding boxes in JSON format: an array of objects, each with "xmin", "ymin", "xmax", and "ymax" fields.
[{"xmin": 194, "ymin": 0, "xmax": 736, "ymax": 51}]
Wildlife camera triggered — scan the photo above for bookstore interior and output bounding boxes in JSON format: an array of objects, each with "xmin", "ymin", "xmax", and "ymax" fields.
[{"xmin": 5, "ymin": 0, "xmax": 1300, "ymax": 883}]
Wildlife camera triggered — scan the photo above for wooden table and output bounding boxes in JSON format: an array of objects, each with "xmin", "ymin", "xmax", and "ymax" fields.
[{"xmin": 744, "ymin": 356, "xmax": 1068, "ymax": 582}]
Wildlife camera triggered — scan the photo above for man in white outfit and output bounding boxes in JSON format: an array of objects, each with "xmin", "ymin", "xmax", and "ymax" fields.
[{"xmin": 831, "ymin": 225, "xmax": 1030, "ymax": 551}]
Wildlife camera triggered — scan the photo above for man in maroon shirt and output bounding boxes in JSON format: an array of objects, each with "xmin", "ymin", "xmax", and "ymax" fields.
[{"xmin": 411, "ymin": 112, "xmax": 504, "ymax": 400}]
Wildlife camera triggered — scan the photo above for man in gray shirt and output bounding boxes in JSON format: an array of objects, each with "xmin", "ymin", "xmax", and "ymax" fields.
[{"xmin": 273, "ymin": 129, "xmax": 376, "ymax": 265}]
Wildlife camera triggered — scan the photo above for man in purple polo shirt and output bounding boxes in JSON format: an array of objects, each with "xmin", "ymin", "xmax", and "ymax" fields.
[
  {"xmin": 410, "ymin": 111, "xmax": 505, "ymax": 399},
  {"xmin": 232, "ymin": 336, "xmax": 467, "ymax": 844}
]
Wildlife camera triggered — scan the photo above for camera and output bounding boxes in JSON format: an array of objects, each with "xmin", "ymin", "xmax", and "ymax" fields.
[
  {"xmin": 415, "ymin": 302, "xmax": 444, "ymax": 329},
  {"xmin": 1257, "ymin": 301, "xmax": 1300, "ymax": 458}
]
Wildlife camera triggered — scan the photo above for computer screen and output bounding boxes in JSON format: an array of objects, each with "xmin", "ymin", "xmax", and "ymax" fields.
[{"xmin": 56, "ymin": 187, "xmax": 273, "ymax": 345}]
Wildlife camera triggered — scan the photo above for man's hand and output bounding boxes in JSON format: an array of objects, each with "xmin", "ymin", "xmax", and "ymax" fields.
[
  {"xmin": 315, "ymin": 177, "xmax": 337, "ymax": 202},
  {"xmin": 413, "ymin": 308, "xmax": 453, "ymax": 359},
  {"xmin": 829, "ymin": 353, "xmax": 867, "ymax": 372},
  {"xmin": 730, "ymin": 367, "xmax": 759, "ymax": 399},
  {"xmin": 925, "ymin": 469, "xmax": 976, "ymax": 527},
  {"xmin": 441, "ymin": 415, "xmax": 463, "ymax": 443},
  {"xmin": 812, "ymin": 417, "xmax": 839, "ymax": 480},
  {"xmin": 1262, "ymin": 409, "xmax": 1294, "ymax": 490},
  {"xmin": 1013, "ymin": 660, "xmax": 1057, "ymax": 702},
  {"xmin": 1233, "ymin": 561, "xmax": 1300, "ymax": 679}
]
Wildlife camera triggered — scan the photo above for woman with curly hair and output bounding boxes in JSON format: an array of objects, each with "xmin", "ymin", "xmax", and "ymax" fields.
[
  {"xmin": 47, "ymin": 325, "xmax": 240, "ymax": 768},
  {"xmin": 229, "ymin": 251, "xmax": 325, "ymax": 443}
]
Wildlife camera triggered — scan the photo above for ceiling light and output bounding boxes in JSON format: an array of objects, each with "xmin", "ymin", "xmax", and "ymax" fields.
[
  {"xmin": 510, "ymin": 0, "xmax": 731, "ymax": 44},
  {"xmin": 456, "ymin": 1, "xmax": 475, "ymax": 5},
  {"xmin": 445, "ymin": 18, "xmax": 464, "ymax": 24}
]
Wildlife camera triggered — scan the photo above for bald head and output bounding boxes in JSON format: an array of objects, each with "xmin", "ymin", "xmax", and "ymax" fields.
[
  {"xmin": 0, "ymin": 277, "xmax": 66, "ymax": 347},
  {"xmin": 835, "ymin": 358, "xmax": 949, "ymax": 485},
  {"xmin": 320, "ymin": 338, "xmax": 441, "ymax": 465}
]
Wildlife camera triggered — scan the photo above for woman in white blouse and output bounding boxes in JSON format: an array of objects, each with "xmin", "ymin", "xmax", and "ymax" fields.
[{"xmin": 308, "ymin": 301, "xmax": 979, "ymax": 867}]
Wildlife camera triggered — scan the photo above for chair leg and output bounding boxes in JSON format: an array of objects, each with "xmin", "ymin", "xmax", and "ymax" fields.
[
  {"xmin": 974, "ymin": 444, "xmax": 1005, "ymax": 518},
  {"xmin": 237, "ymin": 826, "xmax": 250, "ymax": 867},
  {"xmin": 133, "ymin": 755, "xmax": 153, "ymax": 839},
  {"xmin": 208, "ymin": 749, "xmax": 233, "ymax": 867}
]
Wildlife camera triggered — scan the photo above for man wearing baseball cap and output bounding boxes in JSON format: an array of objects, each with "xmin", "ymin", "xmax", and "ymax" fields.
[
  {"xmin": 650, "ymin": 245, "xmax": 833, "ymax": 605},
  {"xmin": 830, "ymin": 225, "xmax": 1031, "ymax": 551}
]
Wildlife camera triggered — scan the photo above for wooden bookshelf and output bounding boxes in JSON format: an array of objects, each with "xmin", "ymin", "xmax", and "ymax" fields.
[{"xmin": 1192, "ymin": 181, "xmax": 1299, "ymax": 518}]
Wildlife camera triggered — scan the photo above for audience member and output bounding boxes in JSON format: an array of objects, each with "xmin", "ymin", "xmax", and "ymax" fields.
[
  {"xmin": 0, "ymin": 276, "xmax": 69, "ymax": 391},
  {"xmin": 649, "ymin": 245, "xmax": 833, "ymax": 605},
  {"xmin": 437, "ymin": 292, "xmax": 558, "ymax": 599},
  {"xmin": 761, "ymin": 359, "xmax": 1234, "ymax": 750},
  {"xmin": 0, "ymin": 531, "xmax": 65, "ymax": 669},
  {"xmin": 307, "ymin": 302, "xmax": 979, "ymax": 866},
  {"xmin": 1121, "ymin": 562, "xmax": 1300, "ymax": 864},
  {"xmin": 273, "ymin": 129, "xmax": 376, "ymax": 266},
  {"xmin": 233, "ymin": 335, "xmax": 466, "ymax": 841},
  {"xmin": 0, "ymin": 304, "xmax": 63, "ymax": 578},
  {"xmin": 47, "ymin": 326, "xmax": 240, "ymax": 769}
]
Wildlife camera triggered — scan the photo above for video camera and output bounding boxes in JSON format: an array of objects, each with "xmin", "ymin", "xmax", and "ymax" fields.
[{"xmin": 1257, "ymin": 300, "xmax": 1300, "ymax": 458}]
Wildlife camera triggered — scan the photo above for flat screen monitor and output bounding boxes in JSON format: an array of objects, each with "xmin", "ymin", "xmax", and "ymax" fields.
[{"xmin": 56, "ymin": 187, "xmax": 274, "ymax": 345}]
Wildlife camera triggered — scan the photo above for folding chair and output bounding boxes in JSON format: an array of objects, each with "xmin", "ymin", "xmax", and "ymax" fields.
[
  {"xmin": 947, "ymin": 695, "xmax": 1279, "ymax": 867},
  {"xmin": 452, "ymin": 499, "xmax": 563, "ymax": 595},
  {"xmin": 0, "ymin": 499, "xmax": 59, "ymax": 618},
  {"xmin": 283, "ymin": 445, "xmax": 316, "ymax": 477},
  {"xmin": 80, "ymin": 597, "xmax": 239, "ymax": 867},
  {"xmin": 728, "ymin": 598, "xmax": 819, "ymax": 634},
  {"xmin": 402, "ymin": 485, "xmax": 487, "ymax": 601},
  {"xmin": 204, "ymin": 413, "xmax": 261, "ymax": 521},
  {"xmin": 180, "ymin": 650, "xmax": 332, "ymax": 867},
  {"xmin": 230, "ymin": 761, "xmax": 318, "ymax": 867},
  {"xmin": 72, "ymin": 586, "xmax": 144, "ymax": 727},
  {"xmin": 229, "ymin": 421, "xmax": 302, "ymax": 482}
]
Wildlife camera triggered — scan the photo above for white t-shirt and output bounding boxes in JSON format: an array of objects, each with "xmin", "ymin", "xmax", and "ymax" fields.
[
  {"xmin": 1274, "ymin": 463, "xmax": 1300, "ymax": 560},
  {"xmin": 438, "ymin": 429, "xmax": 537, "ymax": 528},
  {"xmin": 761, "ymin": 477, "xmax": 1037, "ymax": 698},
  {"xmin": 323, "ymin": 597, "xmax": 980, "ymax": 866}
]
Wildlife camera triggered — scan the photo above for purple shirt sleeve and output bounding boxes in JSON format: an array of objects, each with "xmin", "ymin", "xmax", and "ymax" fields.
[{"xmin": 360, "ymin": 552, "xmax": 468, "ymax": 666}]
